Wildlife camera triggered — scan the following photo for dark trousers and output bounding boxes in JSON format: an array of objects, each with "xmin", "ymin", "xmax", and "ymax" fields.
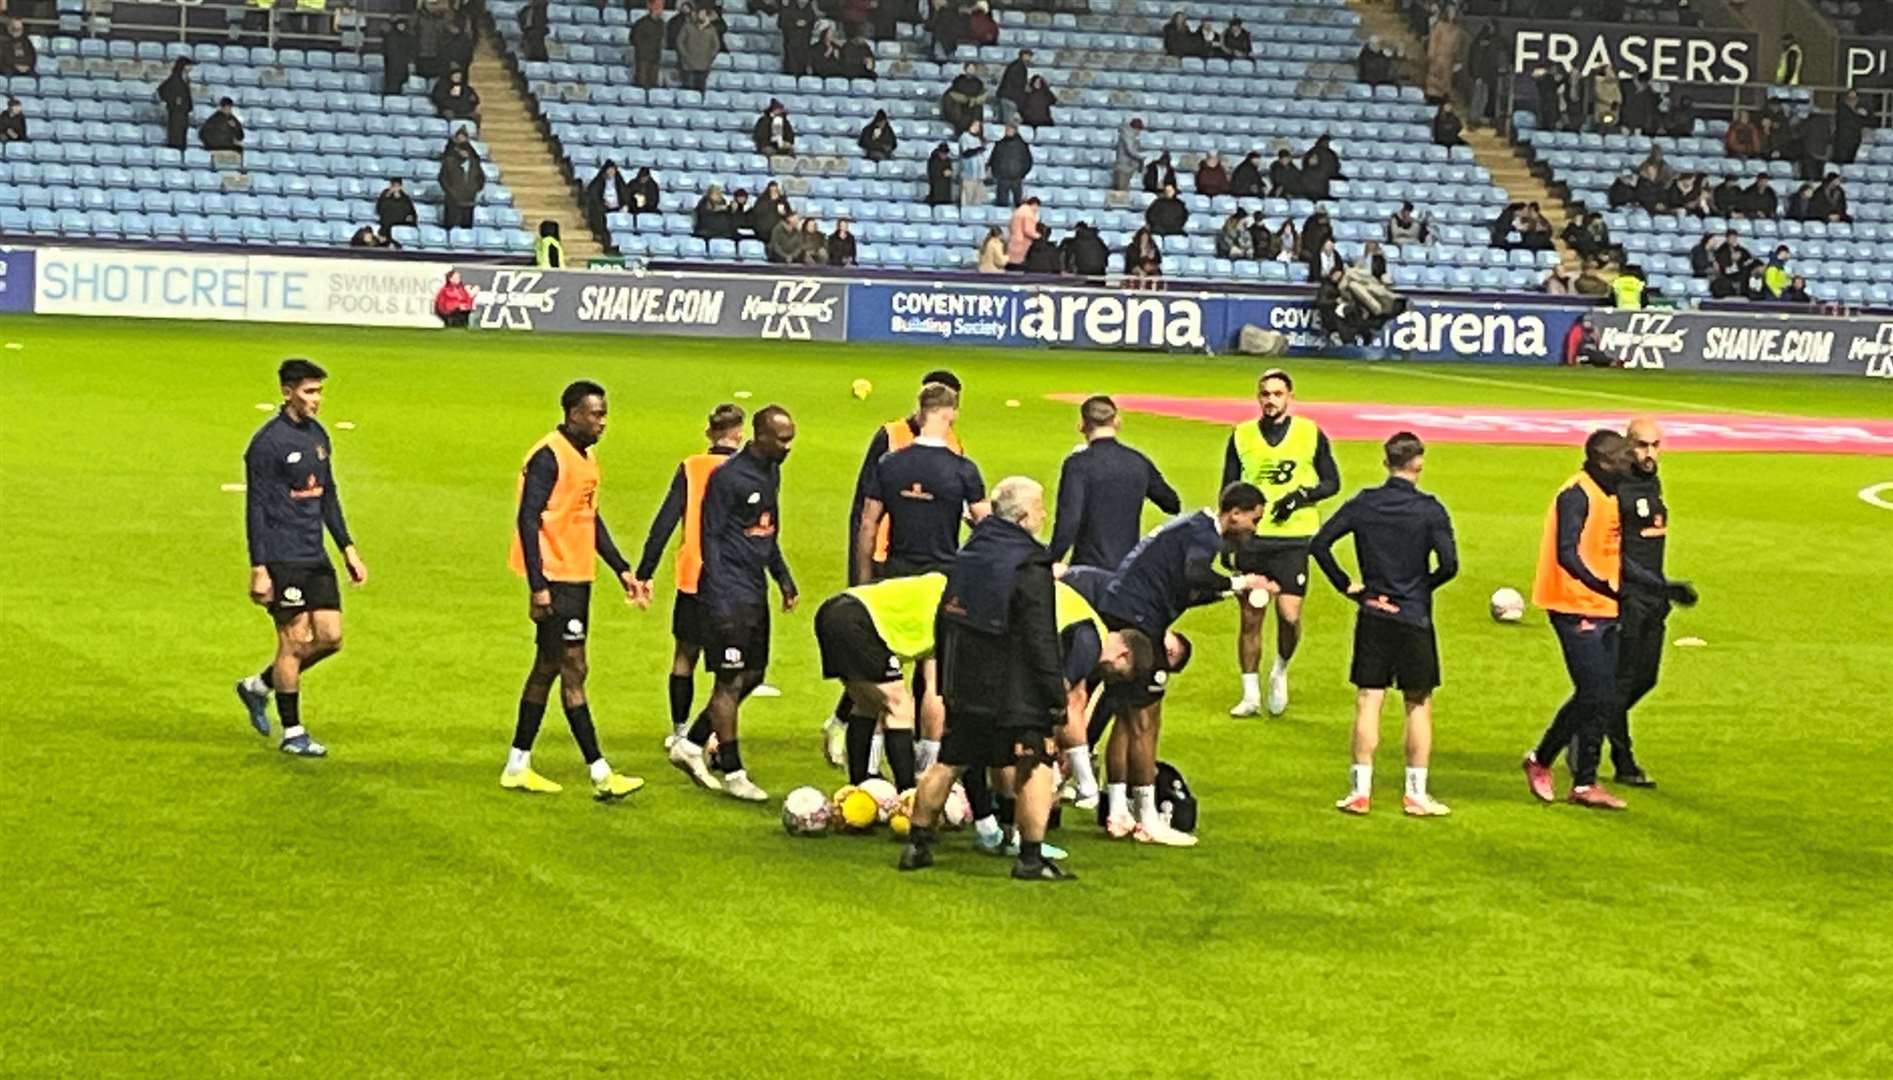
[
  {"xmin": 1533, "ymin": 611, "xmax": 1620, "ymax": 787},
  {"xmin": 994, "ymin": 178, "xmax": 1023, "ymax": 206},
  {"xmin": 1608, "ymin": 600, "xmax": 1667, "ymax": 773},
  {"xmin": 165, "ymin": 108, "xmax": 189, "ymax": 151},
  {"xmin": 443, "ymin": 203, "xmax": 474, "ymax": 230},
  {"xmin": 635, "ymin": 57, "xmax": 660, "ymax": 88}
]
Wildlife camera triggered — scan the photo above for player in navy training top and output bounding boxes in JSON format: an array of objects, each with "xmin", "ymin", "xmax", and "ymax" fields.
[{"xmin": 1048, "ymin": 395, "xmax": 1180, "ymax": 571}]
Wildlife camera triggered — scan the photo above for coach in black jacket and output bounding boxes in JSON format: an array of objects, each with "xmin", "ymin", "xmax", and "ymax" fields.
[{"xmin": 900, "ymin": 477, "xmax": 1072, "ymax": 881}]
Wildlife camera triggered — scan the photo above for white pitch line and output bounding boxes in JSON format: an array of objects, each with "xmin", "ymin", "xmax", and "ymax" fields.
[
  {"xmin": 1375, "ymin": 366, "xmax": 1787, "ymax": 417},
  {"xmin": 1859, "ymin": 482, "xmax": 1893, "ymax": 511}
]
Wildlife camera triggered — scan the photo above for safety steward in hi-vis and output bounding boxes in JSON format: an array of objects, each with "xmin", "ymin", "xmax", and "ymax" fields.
[
  {"xmin": 1221, "ymin": 369, "xmax": 1340, "ymax": 719},
  {"xmin": 500, "ymin": 380, "xmax": 644, "ymax": 801}
]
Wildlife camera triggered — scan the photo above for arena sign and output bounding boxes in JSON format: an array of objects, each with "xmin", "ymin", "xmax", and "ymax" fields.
[
  {"xmin": 455, "ymin": 266, "xmax": 848, "ymax": 341},
  {"xmin": 1593, "ymin": 309, "xmax": 1893, "ymax": 378},
  {"xmin": 1480, "ymin": 19, "xmax": 1760, "ymax": 85}
]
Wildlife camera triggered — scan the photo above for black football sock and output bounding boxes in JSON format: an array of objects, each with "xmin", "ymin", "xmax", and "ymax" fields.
[
  {"xmin": 846, "ymin": 714, "xmax": 876, "ymax": 784},
  {"xmin": 687, "ymin": 711, "xmax": 713, "ymax": 747},
  {"xmin": 258, "ymin": 666, "xmax": 275, "ymax": 690},
  {"xmin": 277, "ymin": 690, "xmax": 301, "ymax": 731},
  {"xmin": 512, "ymin": 698, "xmax": 547, "ymax": 752},
  {"xmin": 667, "ymin": 675, "xmax": 694, "ymax": 729},
  {"xmin": 833, "ymin": 690, "xmax": 853, "ymax": 723},
  {"xmin": 715, "ymin": 738, "xmax": 744, "ymax": 774},
  {"xmin": 1018, "ymin": 839, "xmax": 1044, "ymax": 866},
  {"xmin": 885, "ymin": 729, "xmax": 917, "ymax": 790},
  {"xmin": 962, "ymin": 765, "xmax": 993, "ymax": 819},
  {"xmin": 995, "ymin": 794, "xmax": 1017, "ymax": 840},
  {"xmin": 563, "ymin": 703, "xmax": 603, "ymax": 764},
  {"xmin": 908, "ymin": 823, "xmax": 935, "ymax": 850}
]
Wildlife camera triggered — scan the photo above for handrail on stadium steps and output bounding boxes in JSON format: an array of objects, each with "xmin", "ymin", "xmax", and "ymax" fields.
[{"xmin": 10, "ymin": 2, "xmax": 402, "ymax": 55}]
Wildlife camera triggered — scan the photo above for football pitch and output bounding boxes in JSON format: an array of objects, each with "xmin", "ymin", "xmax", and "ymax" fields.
[{"xmin": 3, "ymin": 316, "xmax": 1890, "ymax": 1077}]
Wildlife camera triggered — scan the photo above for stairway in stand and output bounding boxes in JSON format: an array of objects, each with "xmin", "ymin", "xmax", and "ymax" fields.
[{"xmin": 466, "ymin": 31, "xmax": 601, "ymax": 263}]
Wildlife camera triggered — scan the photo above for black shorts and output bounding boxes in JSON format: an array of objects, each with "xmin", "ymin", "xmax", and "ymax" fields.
[
  {"xmin": 815, "ymin": 594, "xmax": 902, "ymax": 683},
  {"xmin": 533, "ymin": 582, "xmax": 592, "ymax": 651},
  {"xmin": 939, "ymin": 707, "xmax": 1052, "ymax": 769},
  {"xmin": 1234, "ymin": 537, "xmax": 1311, "ymax": 597},
  {"xmin": 1349, "ymin": 612, "xmax": 1440, "ymax": 693},
  {"xmin": 704, "ymin": 602, "xmax": 771, "ymax": 678},
  {"xmin": 265, "ymin": 560, "xmax": 341, "ymax": 620},
  {"xmin": 671, "ymin": 590, "xmax": 710, "ymax": 647}
]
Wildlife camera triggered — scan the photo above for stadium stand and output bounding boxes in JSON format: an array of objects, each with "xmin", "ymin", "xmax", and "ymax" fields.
[
  {"xmin": 489, "ymin": 0, "xmax": 1562, "ymax": 288},
  {"xmin": 0, "ymin": 6, "xmax": 531, "ymax": 254}
]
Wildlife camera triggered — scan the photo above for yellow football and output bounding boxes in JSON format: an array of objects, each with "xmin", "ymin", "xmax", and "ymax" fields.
[
  {"xmin": 851, "ymin": 377, "xmax": 873, "ymax": 400},
  {"xmin": 888, "ymin": 789, "xmax": 916, "ymax": 838},
  {"xmin": 833, "ymin": 785, "xmax": 879, "ymax": 831}
]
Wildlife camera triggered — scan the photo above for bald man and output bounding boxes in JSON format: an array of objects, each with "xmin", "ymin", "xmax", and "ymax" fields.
[{"xmin": 1609, "ymin": 418, "xmax": 1697, "ymax": 787}]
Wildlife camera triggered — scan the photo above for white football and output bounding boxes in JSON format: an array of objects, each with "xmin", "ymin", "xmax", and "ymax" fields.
[
  {"xmin": 859, "ymin": 778, "xmax": 900, "ymax": 823},
  {"xmin": 781, "ymin": 786, "xmax": 832, "ymax": 836},
  {"xmin": 940, "ymin": 783, "xmax": 972, "ymax": 829},
  {"xmin": 1490, "ymin": 587, "xmax": 1527, "ymax": 624}
]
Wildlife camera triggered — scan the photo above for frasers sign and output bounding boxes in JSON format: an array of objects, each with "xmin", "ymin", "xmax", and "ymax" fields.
[
  {"xmin": 1839, "ymin": 39, "xmax": 1893, "ymax": 89},
  {"xmin": 1494, "ymin": 20, "xmax": 1759, "ymax": 85}
]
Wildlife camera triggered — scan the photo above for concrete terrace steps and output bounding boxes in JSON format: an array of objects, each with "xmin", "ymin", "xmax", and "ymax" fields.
[{"xmin": 468, "ymin": 30, "xmax": 601, "ymax": 261}]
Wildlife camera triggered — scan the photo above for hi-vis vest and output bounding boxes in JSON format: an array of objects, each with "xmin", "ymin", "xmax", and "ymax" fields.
[
  {"xmin": 1232, "ymin": 416, "xmax": 1321, "ymax": 537},
  {"xmin": 673, "ymin": 451, "xmax": 726, "ymax": 594},
  {"xmin": 1054, "ymin": 581, "xmax": 1108, "ymax": 640},
  {"xmin": 846, "ymin": 572, "xmax": 948, "ymax": 661},
  {"xmin": 535, "ymin": 233, "xmax": 564, "ymax": 269},
  {"xmin": 1612, "ymin": 273, "xmax": 1645, "ymax": 310},
  {"xmin": 871, "ymin": 419, "xmax": 966, "ymax": 562},
  {"xmin": 508, "ymin": 430, "xmax": 600, "ymax": 583},
  {"xmin": 1532, "ymin": 470, "xmax": 1620, "ymax": 618}
]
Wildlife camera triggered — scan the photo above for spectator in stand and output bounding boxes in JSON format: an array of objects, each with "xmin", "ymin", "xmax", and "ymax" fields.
[
  {"xmin": 1740, "ymin": 261, "xmax": 1770, "ymax": 301},
  {"xmin": 977, "ymin": 226, "xmax": 1007, "ymax": 272},
  {"xmin": 1231, "ymin": 150, "xmax": 1263, "ymax": 197},
  {"xmin": 1195, "ymin": 152, "xmax": 1230, "ymax": 197},
  {"xmin": 1562, "ymin": 316, "xmax": 1617, "ymax": 367},
  {"xmin": 1607, "ymin": 170, "xmax": 1637, "ymax": 210},
  {"xmin": 1467, "ymin": 23, "xmax": 1499, "ymax": 125},
  {"xmin": 1142, "ymin": 151, "xmax": 1177, "ymax": 194},
  {"xmin": 779, "ymin": 0, "xmax": 816, "ymax": 76},
  {"xmin": 442, "ymin": 13, "xmax": 475, "ymax": 77},
  {"xmin": 1247, "ymin": 215, "xmax": 1279, "ymax": 260},
  {"xmin": 811, "ymin": 28, "xmax": 845, "ymax": 78},
  {"xmin": 1006, "ymin": 196, "xmax": 1040, "ymax": 268},
  {"xmin": 729, "ymin": 187, "xmax": 757, "ymax": 240},
  {"xmin": 1762, "ymin": 245, "xmax": 1792, "ymax": 298},
  {"xmin": 1776, "ymin": 34, "xmax": 1804, "ymax": 86},
  {"xmin": 1386, "ymin": 201, "xmax": 1427, "ymax": 245},
  {"xmin": 1490, "ymin": 202, "xmax": 1523, "ymax": 249},
  {"xmin": 432, "ymin": 68, "xmax": 480, "ymax": 121},
  {"xmin": 1531, "ymin": 67, "xmax": 1564, "ymax": 132},
  {"xmin": 957, "ymin": 119, "xmax": 988, "ymax": 206},
  {"xmin": 1269, "ymin": 148, "xmax": 1301, "ymax": 198},
  {"xmin": 1591, "ymin": 65, "xmax": 1622, "ymax": 130},
  {"xmin": 752, "ymin": 99, "xmax": 795, "ymax": 154},
  {"xmin": 1, "ymin": 96, "xmax": 26, "ymax": 143},
  {"xmin": 1564, "ymin": 210, "xmax": 1619, "ymax": 267},
  {"xmin": 1809, "ymin": 173, "xmax": 1850, "ymax": 222},
  {"xmin": 828, "ymin": 218, "xmax": 858, "ymax": 267},
  {"xmin": 1359, "ymin": 239, "xmax": 1389, "ymax": 282},
  {"xmin": 1124, "ymin": 226, "xmax": 1163, "ymax": 279},
  {"xmin": 693, "ymin": 184, "xmax": 736, "ymax": 240},
  {"xmin": 520, "ymin": 0, "xmax": 550, "ymax": 63},
  {"xmin": 376, "ymin": 177, "xmax": 417, "ymax": 232},
  {"xmin": 1357, "ymin": 37, "xmax": 1393, "ymax": 87},
  {"xmin": 438, "ymin": 132, "xmax": 485, "ymax": 230},
  {"xmin": 1315, "ymin": 266, "xmax": 1371, "ymax": 344},
  {"xmin": 753, "ymin": 180, "xmax": 792, "ymax": 239},
  {"xmin": 841, "ymin": 32, "xmax": 876, "ymax": 79},
  {"xmin": 1786, "ymin": 182, "xmax": 1814, "ymax": 221},
  {"xmin": 941, "ymin": 63, "xmax": 987, "ymax": 135},
  {"xmin": 926, "ymin": 141, "xmax": 955, "ymax": 204},
  {"xmin": 1713, "ymin": 174, "xmax": 1745, "ymax": 218},
  {"xmin": 1621, "ymin": 73, "xmax": 1659, "ymax": 136},
  {"xmin": 1833, "ymin": 90, "xmax": 1867, "ymax": 166},
  {"xmin": 1300, "ymin": 134, "xmax": 1341, "ymax": 199},
  {"xmin": 1300, "ymin": 206, "xmax": 1332, "ymax": 259},
  {"xmin": 632, "ymin": 2, "xmax": 666, "ymax": 89},
  {"xmin": 1780, "ymin": 274, "xmax": 1811, "ymax": 303},
  {"xmin": 1676, "ymin": 173, "xmax": 1714, "ymax": 216},
  {"xmin": 381, "ymin": 17, "xmax": 415, "ymax": 96},
  {"xmin": 1145, "ymin": 183, "xmax": 1188, "ymax": 237},
  {"xmin": 927, "ymin": 0, "xmax": 968, "ymax": 62},
  {"xmin": 1711, "ymin": 227, "xmax": 1750, "ymax": 274},
  {"xmin": 1162, "ymin": 12, "xmax": 1193, "ymax": 58},
  {"xmin": 199, "ymin": 97, "xmax": 245, "ymax": 153},
  {"xmin": 1019, "ymin": 75, "xmax": 1055, "ymax": 129},
  {"xmin": 1725, "ymin": 110, "xmax": 1761, "ymax": 159},
  {"xmin": 1062, "ymin": 222, "xmax": 1110, "ymax": 276},
  {"xmin": 415, "ymin": 0, "xmax": 450, "ymax": 79},
  {"xmin": 989, "ymin": 123, "xmax": 1032, "ymax": 207},
  {"xmin": 1637, "ymin": 145, "xmax": 1675, "ymax": 189},
  {"xmin": 350, "ymin": 225, "xmax": 397, "ymax": 248},
  {"xmin": 1112, "ymin": 117, "xmax": 1144, "ymax": 191},
  {"xmin": 1, "ymin": 16, "xmax": 34, "ymax": 76},
  {"xmin": 1688, "ymin": 232, "xmax": 1717, "ymax": 277},
  {"xmin": 584, "ymin": 160, "xmax": 632, "ymax": 245},
  {"xmin": 1759, "ymin": 115, "xmax": 1792, "ymax": 161},
  {"xmin": 1272, "ymin": 219, "xmax": 1298, "ymax": 262},
  {"xmin": 435, "ymin": 270, "xmax": 474, "ymax": 328},
  {"xmin": 157, "ymin": 57, "xmax": 194, "ymax": 152},
  {"xmin": 1744, "ymin": 173, "xmax": 1778, "ymax": 219},
  {"xmin": 1661, "ymin": 93, "xmax": 1697, "ymax": 137},
  {"xmin": 675, "ymin": 6, "xmax": 721, "ymax": 91},
  {"xmin": 859, "ymin": 109, "xmax": 897, "ymax": 161},
  {"xmin": 840, "ymin": 0, "xmax": 876, "ymax": 41},
  {"xmin": 967, "ymin": 1, "xmax": 998, "ymax": 45},
  {"xmin": 1023, "ymin": 224, "xmax": 1062, "ymax": 274},
  {"xmin": 1307, "ymin": 236, "xmax": 1342, "ymax": 282},
  {"xmin": 766, "ymin": 212, "xmax": 801, "ymax": 263},
  {"xmin": 1519, "ymin": 203, "xmax": 1554, "ymax": 251},
  {"xmin": 1223, "ymin": 18, "xmax": 1252, "ymax": 59},
  {"xmin": 1432, "ymin": 102, "xmax": 1464, "ymax": 148},
  {"xmin": 1191, "ymin": 18, "xmax": 1220, "ymax": 58},
  {"xmin": 997, "ymin": 48, "xmax": 1031, "ymax": 127},
  {"xmin": 795, "ymin": 217, "xmax": 829, "ymax": 265},
  {"xmin": 1423, "ymin": 6, "xmax": 1464, "ymax": 104},
  {"xmin": 627, "ymin": 165, "xmax": 661, "ymax": 227},
  {"xmin": 1217, "ymin": 208, "xmax": 1253, "ymax": 259}
]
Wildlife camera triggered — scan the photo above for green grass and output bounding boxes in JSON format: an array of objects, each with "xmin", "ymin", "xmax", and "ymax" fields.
[{"xmin": 3, "ymin": 315, "xmax": 1890, "ymax": 1078}]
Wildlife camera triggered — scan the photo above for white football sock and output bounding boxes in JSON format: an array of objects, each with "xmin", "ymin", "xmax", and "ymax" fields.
[
  {"xmin": 1271, "ymin": 656, "xmax": 1289, "ymax": 678},
  {"xmin": 974, "ymin": 815, "xmax": 1001, "ymax": 840},
  {"xmin": 1350, "ymin": 764, "xmax": 1372, "ymax": 798},
  {"xmin": 672, "ymin": 722, "xmax": 688, "ymax": 740},
  {"xmin": 1405, "ymin": 766, "xmax": 1428, "ymax": 798},
  {"xmin": 1063, "ymin": 747, "xmax": 1098, "ymax": 798},
  {"xmin": 241, "ymin": 674, "xmax": 270, "ymax": 696},
  {"xmin": 867, "ymin": 733, "xmax": 885, "ymax": 777},
  {"xmin": 282, "ymin": 725, "xmax": 305, "ymax": 740},
  {"xmin": 915, "ymin": 738, "xmax": 941, "ymax": 773},
  {"xmin": 1240, "ymin": 671, "xmax": 1261, "ymax": 700},
  {"xmin": 1134, "ymin": 784, "xmax": 1159, "ymax": 827},
  {"xmin": 506, "ymin": 748, "xmax": 531, "ymax": 773},
  {"xmin": 727, "ymin": 768, "xmax": 748, "ymax": 784},
  {"xmin": 1107, "ymin": 782, "xmax": 1129, "ymax": 820},
  {"xmin": 589, "ymin": 758, "xmax": 611, "ymax": 782}
]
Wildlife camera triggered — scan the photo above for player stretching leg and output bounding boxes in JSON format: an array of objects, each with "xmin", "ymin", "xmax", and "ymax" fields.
[
  {"xmin": 1310, "ymin": 433, "xmax": 1459, "ymax": 816},
  {"xmin": 630, "ymin": 403, "xmax": 745, "ymax": 747},
  {"xmin": 501, "ymin": 381, "xmax": 644, "ymax": 799},
  {"xmin": 669, "ymin": 407, "xmax": 799, "ymax": 802},
  {"xmin": 234, "ymin": 359, "xmax": 367, "ymax": 758}
]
